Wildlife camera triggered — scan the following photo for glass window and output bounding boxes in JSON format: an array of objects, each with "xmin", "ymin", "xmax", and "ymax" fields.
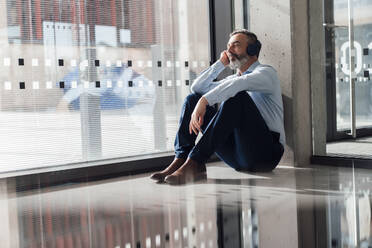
[{"xmin": 0, "ymin": 0, "xmax": 211, "ymax": 171}]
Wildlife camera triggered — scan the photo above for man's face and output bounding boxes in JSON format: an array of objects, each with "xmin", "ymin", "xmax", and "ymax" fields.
[{"xmin": 226, "ymin": 33, "xmax": 250, "ymax": 70}]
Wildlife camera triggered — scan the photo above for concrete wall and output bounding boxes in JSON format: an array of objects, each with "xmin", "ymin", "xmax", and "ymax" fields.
[
  {"xmin": 249, "ymin": 0, "xmax": 312, "ymax": 166},
  {"xmin": 290, "ymin": 0, "xmax": 312, "ymax": 166},
  {"xmin": 248, "ymin": 0, "xmax": 294, "ymax": 165}
]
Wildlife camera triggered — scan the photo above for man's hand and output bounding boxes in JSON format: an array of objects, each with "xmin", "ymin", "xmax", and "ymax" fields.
[
  {"xmin": 189, "ymin": 97, "xmax": 209, "ymax": 135},
  {"xmin": 219, "ymin": 50, "xmax": 230, "ymax": 66}
]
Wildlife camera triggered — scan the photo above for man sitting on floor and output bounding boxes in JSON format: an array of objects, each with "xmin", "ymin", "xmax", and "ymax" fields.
[{"xmin": 150, "ymin": 29, "xmax": 285, "ymax": 185}]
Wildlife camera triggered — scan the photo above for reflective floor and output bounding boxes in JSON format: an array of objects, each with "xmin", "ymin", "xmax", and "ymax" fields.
[
  {"xmin": 327, "ymin": 136, "xmax": 372, "ymax": 158},
  {"xmin": 1, "ymin": 161, "xmax": 372, "ymax": 248}
]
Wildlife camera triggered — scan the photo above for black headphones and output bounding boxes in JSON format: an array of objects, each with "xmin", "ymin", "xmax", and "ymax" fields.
[{"xmin": 246, "ymin": 39, "xmax": 262, "ymax": 57}]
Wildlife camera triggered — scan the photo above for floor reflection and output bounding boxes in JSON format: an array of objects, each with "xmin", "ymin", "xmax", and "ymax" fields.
[{"xmin": 1, "ymin": 162, "xmax": 372, "ymax": 248}]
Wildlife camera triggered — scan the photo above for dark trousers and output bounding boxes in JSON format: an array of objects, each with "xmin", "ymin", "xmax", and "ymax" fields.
[{"xmin": 174, "ymin": 91, "xmax": 284, "ymax": 172}]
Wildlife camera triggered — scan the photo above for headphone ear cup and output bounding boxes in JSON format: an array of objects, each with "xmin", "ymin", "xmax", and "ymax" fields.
[
  {"xmin": 246, "ymin": 40, "xmax": 261, "ymax": 56},
  {"xmin": 246, "ymin": 43, "xmax": 257, "ymax": 56}
]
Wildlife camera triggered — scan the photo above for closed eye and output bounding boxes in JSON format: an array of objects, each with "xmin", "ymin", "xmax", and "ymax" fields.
[{"xmin": 227, "ymin": 41, "xmax": 241, "ymax": 49}]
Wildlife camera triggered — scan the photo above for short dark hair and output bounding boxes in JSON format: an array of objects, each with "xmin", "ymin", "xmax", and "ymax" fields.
[{"xmin": 230, "ymin": 29, "xmax": 261, "ymax": 57}]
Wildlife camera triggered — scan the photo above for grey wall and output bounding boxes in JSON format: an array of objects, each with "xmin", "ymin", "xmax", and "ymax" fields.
[
  {"xmin": 248, "ymin": 0, "xmax": 313, "ymax": 166},
  {"xmin": 248, "ymin": 0, "xmax": 295, "ymax": 165},
  {"xmin": 290, "ymin": 0, "xmax": 312, "ymax": 165}
]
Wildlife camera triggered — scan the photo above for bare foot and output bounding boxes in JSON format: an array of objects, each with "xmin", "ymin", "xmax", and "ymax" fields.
[{"xmin": 150, "ymin": 157, "xmax": 186, "ymax": 182}]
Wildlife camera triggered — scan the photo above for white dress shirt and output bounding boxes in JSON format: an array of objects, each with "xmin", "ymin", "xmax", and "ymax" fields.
[{"xmin": 190, "ymin": 60, "xmax": 286, "ymax": 146}]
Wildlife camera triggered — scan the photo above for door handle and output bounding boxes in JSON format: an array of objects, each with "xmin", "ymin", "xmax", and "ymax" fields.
[{"xmin": 323, "ymin": 23, "xmax": 348, "ymax": 29}]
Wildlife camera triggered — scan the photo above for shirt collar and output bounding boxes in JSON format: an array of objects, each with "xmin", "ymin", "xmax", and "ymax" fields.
[{"xmin": 241, "ymin": 61, "xmax": 260, "ymax": 75}]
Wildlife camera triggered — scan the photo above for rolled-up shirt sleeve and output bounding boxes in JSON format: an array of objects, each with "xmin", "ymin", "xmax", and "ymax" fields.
[
  {"xmin": 203, "ymin": 66, "xmax": 276, "ymax": 106},
  {"xmin": 190, "ymin": 60, "xmax": 226, "ymax": 95}
]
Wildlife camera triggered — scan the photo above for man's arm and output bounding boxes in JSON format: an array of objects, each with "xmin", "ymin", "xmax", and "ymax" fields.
[
  {"xmin": 188, "ymin": 51, "xmax": 231, "ymax": 135},
  {"xmin": 190, "ymin": 61, "xmax": 225, "ymax": 94},
  {"xmin": 190, "ymin": 51, "xmax": 230, "ymax": 94},
  {"xmin": 203, "ymin": 65, "xmax": 277, "ymax": 106}
]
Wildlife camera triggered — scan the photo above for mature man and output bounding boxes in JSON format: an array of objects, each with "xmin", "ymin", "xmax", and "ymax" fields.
[{"xmin": 151, "ymin": 29, "xmax": 285, "ymax": 185}]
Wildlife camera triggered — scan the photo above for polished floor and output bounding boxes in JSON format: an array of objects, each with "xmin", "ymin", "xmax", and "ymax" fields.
[
  {"xmin": 327, "ymin": 136, "xmax": 372, "ymax": 158},
  {"xmin": 1, "ymin": 161, "xmax": 372, "ymax": 248}
]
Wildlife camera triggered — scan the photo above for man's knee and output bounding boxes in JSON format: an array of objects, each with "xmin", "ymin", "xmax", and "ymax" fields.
[
  {"xmin": 221, "ymin": 90, "xmax": 256, "ymax": 109},
  {"xmin": 235, "ymin": 91, "xmax": 248, "ymax": 98},
  {"xmin": 220, "ymin": 91, "xmax": 248, "ymax": 109}
]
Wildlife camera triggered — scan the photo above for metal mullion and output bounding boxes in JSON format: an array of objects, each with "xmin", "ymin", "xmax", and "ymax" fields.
[
  {"xmin": 324, "ymin": 0, "xmax": 338, "ymax": 142},
  {"xmin": 347, "ymin": 0, "xmax": 356, "ymax": 138}
]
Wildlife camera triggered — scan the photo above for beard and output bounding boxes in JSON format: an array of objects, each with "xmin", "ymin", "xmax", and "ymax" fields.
[{"xmin": 228, "ymin": 53, "xmax": 249, "ymax": 70}]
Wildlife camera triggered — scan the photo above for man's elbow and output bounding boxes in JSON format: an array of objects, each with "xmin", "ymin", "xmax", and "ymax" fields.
[{"xmin": 190, "ymin": 84, "xmax": 197, "ymax": 93}]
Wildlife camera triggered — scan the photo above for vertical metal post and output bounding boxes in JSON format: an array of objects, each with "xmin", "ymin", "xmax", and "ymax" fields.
[
  {"xmin": 347, "ymin": 0, "xmax": 356, "ymax": 138},
  {"xmin": 243, "ymin": 0, "xmax": 249, "ymax": 29},
  {"xmin": 80, "ymin": 0, "xmax": 102, "ymax": 160},
  {"xmin": 213, "ymin": 0, "xmax": 234, "ymax": 80}
]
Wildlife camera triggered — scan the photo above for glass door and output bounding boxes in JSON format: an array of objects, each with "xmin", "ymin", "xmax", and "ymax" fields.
[{"xmin": 325, "ymin": 0, "xmax": 372, "ymax": 141}]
